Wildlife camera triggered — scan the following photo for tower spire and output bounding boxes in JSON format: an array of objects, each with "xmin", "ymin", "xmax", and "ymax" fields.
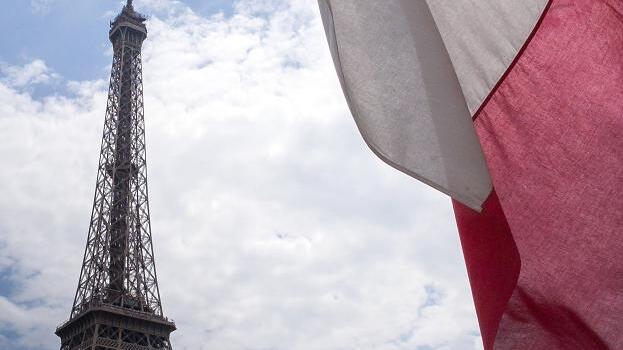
[{"xmin": 55, "ymin": 2, "xmax": 175, "ymax": 349}]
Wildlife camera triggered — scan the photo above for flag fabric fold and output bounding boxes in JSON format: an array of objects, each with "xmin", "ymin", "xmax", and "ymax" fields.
[
  {"xmin": 426, "ymin": 0, "xmax": 548, "ymax": 113},
  {"xmin": 318, "ymin": 0, "xmax": 493, "ymax": 210},
  {"xmin": 319, "ymin": 0, "xmax": 623, "ymax": 348},
  {"xmin": 455, "ymin": 1, "xmax": 623, "ymax": 348},
  {"xmin": 318, "ymin": 0, "xmax": 548, "ymax": 210}
]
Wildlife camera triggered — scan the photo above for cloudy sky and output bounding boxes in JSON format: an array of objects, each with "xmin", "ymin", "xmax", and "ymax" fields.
[{"xmin": 0, "ymin": 1, "xmax": 482, "ymax": 349}]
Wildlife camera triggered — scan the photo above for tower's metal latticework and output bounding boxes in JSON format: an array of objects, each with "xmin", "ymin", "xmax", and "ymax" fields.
[{"xmin": 56, "ymin": 1, "xmax": 176, "ymax": 349}]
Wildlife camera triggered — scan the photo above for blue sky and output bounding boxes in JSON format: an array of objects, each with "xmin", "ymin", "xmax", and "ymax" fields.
[
  {"xmin": 0, "ymin": 1, "xmax": 481, "ymax": 349},
  {"xmin": 0, "ymin": 0, "xmax": 233, "ymax": 82}
]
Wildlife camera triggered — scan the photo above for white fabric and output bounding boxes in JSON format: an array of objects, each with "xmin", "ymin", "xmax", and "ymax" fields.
[
  {"xmin": 427, "ymin": 0, "xmax": 548, "ymax": 113},
  {"xmin": 318, "ymin": 0, "xmax": 547, "ymax": 210},
  {"xmin": 318, "ymin": 0, "xmax": 490, "ymax": 210}
]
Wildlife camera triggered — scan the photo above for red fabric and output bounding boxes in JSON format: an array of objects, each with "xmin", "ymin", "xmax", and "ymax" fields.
[
  {"xmin": 453, "ymin": 192, "xmax": 519, "ymax": 350},
  {"xmin": 454, "ymin": 1, "xmax": 623, "ymax": 349}
]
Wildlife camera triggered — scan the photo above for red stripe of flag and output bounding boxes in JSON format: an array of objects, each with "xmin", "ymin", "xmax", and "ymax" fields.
[{"xmin": 454, "ymin": 0, "xmax": 623, "ymax": 348}]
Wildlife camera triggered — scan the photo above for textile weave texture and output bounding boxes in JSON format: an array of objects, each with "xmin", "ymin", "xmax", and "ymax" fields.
[{"xmin": 454, "ymin": 0, "xmax": 623, "ymax": 348}]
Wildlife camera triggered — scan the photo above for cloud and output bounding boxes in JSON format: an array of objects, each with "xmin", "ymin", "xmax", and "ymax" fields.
[
  {"xmin": 29, "ymin": 0, "xmax": 52, "ymax": 16},
  {"xmin": 0, "ymin": 60, "xmax": 59, "ymax": 88},
  {"xmin": 0, "ymin": 1, "xmax": 481, "ymax": 349}
]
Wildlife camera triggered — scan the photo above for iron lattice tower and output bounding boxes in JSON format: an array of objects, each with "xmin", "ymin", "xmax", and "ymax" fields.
[{"xmin": 56, "ymin": 1, "xmax": 176, "ymax": 349}]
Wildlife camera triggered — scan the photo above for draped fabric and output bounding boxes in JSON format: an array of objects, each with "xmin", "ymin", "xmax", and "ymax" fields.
[
  {"xmin": 427, "ymin": 0, "xmax": 548, "ymax": 113},
  {"xmin": 318, "ymin": 0, "xmax": 548, "ymax": 209},
  {"xmin": 455, "ymin": 1, "xmax": 623, "ymax": 348},
  {"xmin": 319, "ymin": 0, "xmax": 623, "ymax": 348}
]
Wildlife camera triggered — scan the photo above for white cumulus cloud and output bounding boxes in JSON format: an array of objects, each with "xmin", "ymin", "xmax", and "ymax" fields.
[
  {"xmin": 0, "ymin": 59, "xmax": 59, "ymax": 88},
  {"xmin": 0, "ymin": 1, "xmax": 482, "ymax": 349}
]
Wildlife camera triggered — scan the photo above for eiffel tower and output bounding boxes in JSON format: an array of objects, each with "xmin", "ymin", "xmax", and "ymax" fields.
[{"xmin": 56, "ymin": 1, "xmax": 176, "ymax": 348}]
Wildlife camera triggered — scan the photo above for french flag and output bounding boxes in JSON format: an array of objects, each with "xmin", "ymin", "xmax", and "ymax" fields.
[{"xmin": 318, "ymin": 0, "xmax": 622, "ymax": 349}]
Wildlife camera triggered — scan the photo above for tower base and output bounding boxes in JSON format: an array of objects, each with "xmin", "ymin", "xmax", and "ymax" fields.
[{"xmin": 56, "ymin": 304, "xmax": 176, "ymax": 350}]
